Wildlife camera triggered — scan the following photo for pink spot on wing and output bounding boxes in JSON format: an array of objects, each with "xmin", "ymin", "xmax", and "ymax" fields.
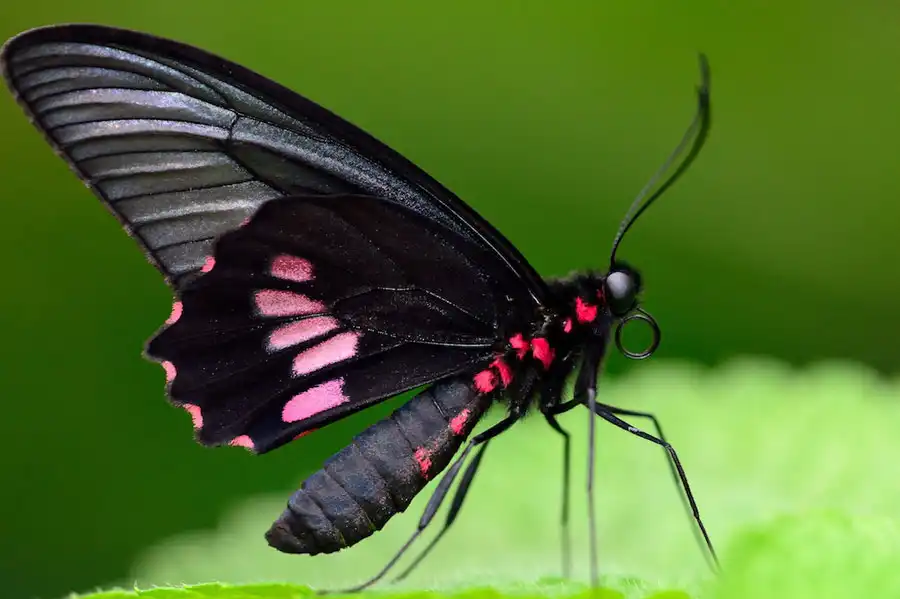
[
  {"xmin": 183, "ymin": 403, "xmax": 203, "ymax": 429},
  {"xmin": 200, "ymin": 256, "xmax": 216, "ymax": 273},
  {"xmin": 563, "ymin": 317, "xmax": 573, "ymax": 333},
  {"xmin": 271, "ymin": 254, "xmax": 314, "ymax": 283},
  {"xmin": 292, "ymin": 331, "xmax": 360, "ymax": 377},
  {"xmin": 531, "ymin": 338, "xmax": 555, "ymax": 369},
  {"xmin": 414, "ymin": 447, "xmax": 433, "ymax": 477},
  {"xmin": 239, "ymin": 216, "xmax": 251, "ymax": 227},
  {"xmin": 474, "ymin": 369, "xmax": 497, "ymax": 393},
  {"xmin": 255, "ymin": 289, "xmax": 325, "ymax": 317},
  {"xmin": 509, "ymin": 333, "xmax": 530, "ymax": 359},
  {"xmin": 282, "ymin": 378, "xmax": 348, "ymax": 423},
  {"xmin": 266, "ymin": 316, "xmax": 340, "ymax": 351},
  {"xmin": 166, "ymin": 301, "xmax": 183, "ymax": 325},
  {"xmin": 491, "ymin": 358, "xmax": 513, "ymax": 387},
  {"xmin": 450, "ymin": 408, "xmax": 471, "ymax": 435},
  {"xmin": 162, "ymin": 361, "xmax": 177, "ymax": 382},
  {"xmin": 229, "ymin": 435, "xmax": 254, "ymax": 449},
  {"xmin": 575, "ymin": 296, "xmax": 598, "ymax": 323}
]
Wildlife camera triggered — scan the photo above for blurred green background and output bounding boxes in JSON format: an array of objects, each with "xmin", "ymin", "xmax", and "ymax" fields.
[{"xmin": 1, "ymin": 1, "xmax": 899, "ymax": 598}]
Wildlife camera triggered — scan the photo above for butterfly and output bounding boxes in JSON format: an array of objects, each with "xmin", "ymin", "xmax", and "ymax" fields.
[{"xmin": 1, "ymin": 24, "xmax": 717, "ymax": 591}]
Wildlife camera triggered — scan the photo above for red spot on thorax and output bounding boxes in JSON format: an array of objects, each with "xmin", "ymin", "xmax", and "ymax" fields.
[
  {"xmin": 575, "ymin": 296, "xmax": 598, "ymax": 323},
  {"xmin": 491, "ymin": 358, "xmax": 513, "ymax": 387},
  {"xmin": 450, "ymin": 409, "xmax": 471, "ymax": 435},
  {"xmin": 563, "ymin": 317, "xmax": 573, "ymax": 333},
  {"xmin": 531, "ymin": 337, "xmax": 555, "ymax": 369},
  {"xmin": 509, "ymin": 333, "xmax": 530, "ymax": 359},
  {"xmin": 474, "ymin": 369, "xmax": 497, "ymax": 393},
  {"xmin": 415, "ymin": 447, "xmax": 433, "ymax": 477}
]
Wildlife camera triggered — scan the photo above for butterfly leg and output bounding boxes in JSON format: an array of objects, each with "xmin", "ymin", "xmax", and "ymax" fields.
[
  {"xmin": 586, "ymin": 403, "xmax": 719, "ymax": 571},
  {"xmin": 542, "ymin": 407, "xmax": 575, "ymax": 579},
  {"xmin": 594, "ymin": 402, "xmax": 717, "ymax": 570},
  {"xmin": 320, "ymin": 413, "xmax": 519, "ymax": 594},
  {"xmin": 390, "ymin": 440, "xmax": 491, "ymax": 582},
  {"xmin": 585, "ymin": 378, "xmax": 601, "ymax": 588}
]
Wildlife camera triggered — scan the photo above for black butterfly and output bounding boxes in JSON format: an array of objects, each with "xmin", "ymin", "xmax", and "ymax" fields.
[{"xmin": 2, "ymin": 24, "xmax": 717, "ymax": 591}]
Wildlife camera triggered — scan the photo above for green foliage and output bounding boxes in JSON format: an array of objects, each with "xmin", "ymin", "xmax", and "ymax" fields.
[
  {"xmin": 68, "ymin": 581, "xmax": 681, "ymax": 599},
  {"xmin": 709, "ymin": 512, "xmax": 900, "ymax": 598},
  {"xmin": 79, "ymin": 511, "xmax": 900, "ymax": 599},
  {"xmin": 107, "ymin": 358, "xmax": 900, "ymax": 598},
  {"xmin": 70, "ymin": 584, "xmax": 307, "ymax": 599}
]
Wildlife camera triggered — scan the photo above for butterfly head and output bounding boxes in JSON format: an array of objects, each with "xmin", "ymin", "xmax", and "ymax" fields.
[
  {"xmin": 604, "ymin": 262, "xmax": 642, "ymax": 317},
  {"xmin": 597, "ymin": 262, "xmax": 658, "ymax": 360}
]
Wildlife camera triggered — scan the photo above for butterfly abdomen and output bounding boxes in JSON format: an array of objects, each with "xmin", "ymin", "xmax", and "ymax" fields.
[{"xmin": 265, "ymin": 378, "xmax": 491, "ymax": 555}]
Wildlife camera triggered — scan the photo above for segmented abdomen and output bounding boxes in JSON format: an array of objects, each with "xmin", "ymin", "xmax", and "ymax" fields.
[{"xmin": 265, "ymin": 377, "xmax": 490, "ymax": 554}]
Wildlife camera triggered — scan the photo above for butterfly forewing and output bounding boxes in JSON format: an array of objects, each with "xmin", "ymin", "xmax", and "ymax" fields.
[{"xmin": 1, "ymin": 24, "xmax": 549, "ymax": 299}]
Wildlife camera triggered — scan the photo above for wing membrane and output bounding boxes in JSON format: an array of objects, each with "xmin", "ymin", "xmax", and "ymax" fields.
[{"xmin": 147, "ymin": 195, "xmax": 514, "ymax": 452}]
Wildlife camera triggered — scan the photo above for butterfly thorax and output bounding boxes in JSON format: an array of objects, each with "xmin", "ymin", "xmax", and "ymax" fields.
[{"xmin": 471, "ymin": 270, "xmax": 613, "ymax": 415}]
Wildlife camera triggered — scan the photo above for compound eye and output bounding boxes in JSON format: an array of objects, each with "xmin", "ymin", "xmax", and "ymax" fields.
[{"xmin": 605, "ymin": 270, "xmax": 637, "ymax": 316}]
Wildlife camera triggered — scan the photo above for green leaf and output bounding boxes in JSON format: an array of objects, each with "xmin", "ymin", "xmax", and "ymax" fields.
[
  {"xmin": 104, "ymin": 358, "xmax": 900, "ymax": 597},
  {"xmin": 70, "ymin": 583, "xmax": 308, "ymax": 599},
  {"xmin": 707, "ymin": 511, "xmax": 900, "ymax": 598},
  {"xmin": 70, "ymin": 581, "xmax": 636, "ymax": 599}
]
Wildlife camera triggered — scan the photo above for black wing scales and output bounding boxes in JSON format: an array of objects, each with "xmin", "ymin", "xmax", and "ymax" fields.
[
  {"xmin": 147, "ymin": 194, "xmax": 513, "ymax": 453},
  {"xmin": 2, "ymin": 24, "xmax": 551, "ymax": 454},
  {"xmin": 1, "ymin": 24, "xmax": 548, "ymax": 298}
]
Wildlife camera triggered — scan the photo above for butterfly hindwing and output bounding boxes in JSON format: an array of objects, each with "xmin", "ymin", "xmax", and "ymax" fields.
[
  {"xmin": 1, "ymin": 24, "xmax": 548, "ymax": 300},
  {"xmin": 147, "ymin": 194, "xmax": 526, "ymax": 453}
]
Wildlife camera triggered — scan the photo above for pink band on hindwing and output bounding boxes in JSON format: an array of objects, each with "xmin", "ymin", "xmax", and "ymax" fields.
[
  {"xmin": 270, "ymin": 254, "xmax": 314, "ymax": 283},
  {"xmin": 255, "ymin": 289, "xmax": 326, "ymax": 317},
  {"xmin": 282, "ymin": 378, "xmax": 349, "ymax": 423},
  {"xmin": 267, "ymin": 316, "xmax": 340, "ymax": 351},
  {"xmin": 291, "ymin": 332, "xmax": 360, "ymax": 376}
]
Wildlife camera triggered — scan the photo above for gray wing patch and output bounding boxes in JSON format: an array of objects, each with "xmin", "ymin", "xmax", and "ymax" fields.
[{"xmin": 2, "ymin": 39, "xmax": 421, "ymax": 288}]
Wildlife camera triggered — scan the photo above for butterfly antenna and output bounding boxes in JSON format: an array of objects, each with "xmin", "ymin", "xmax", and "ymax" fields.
[{"xmin": 609, "ymin": 54, "xmax": 712, "ymax": 266}]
